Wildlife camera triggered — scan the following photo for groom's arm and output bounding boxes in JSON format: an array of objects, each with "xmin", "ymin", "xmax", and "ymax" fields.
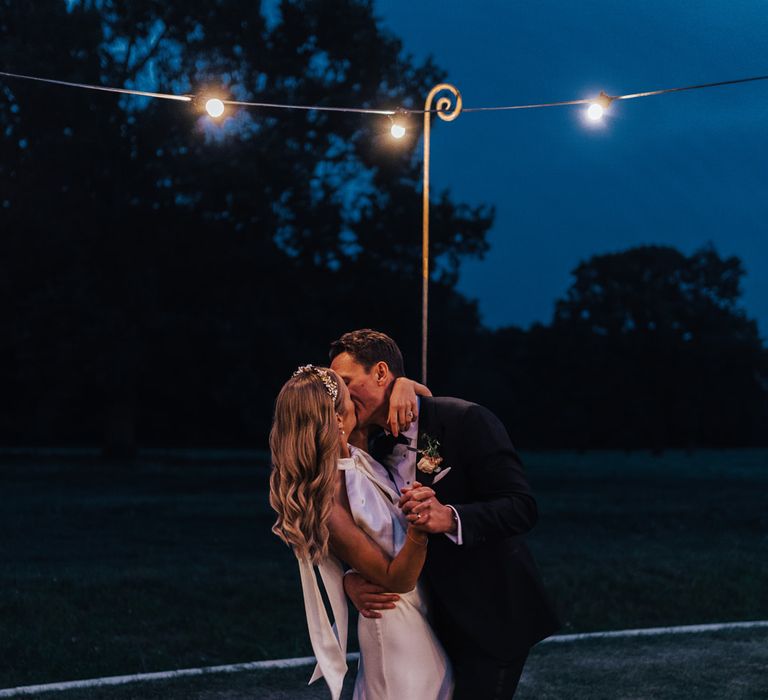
[{"xmin": 451, "ymin": 403, "xmax": 538, "ymax": 548}]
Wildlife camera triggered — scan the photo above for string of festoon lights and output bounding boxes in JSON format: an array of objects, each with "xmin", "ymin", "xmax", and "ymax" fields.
[
  {"xmin": 2, "ymin": 69, "xmax": 768, "ymax": 134},
  {"xmin": 4, "ymin": 67, "xmax": 767, "ymax": 384}
]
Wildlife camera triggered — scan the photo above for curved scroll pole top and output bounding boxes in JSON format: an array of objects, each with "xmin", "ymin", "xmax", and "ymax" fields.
[{"xmin": 425, "ymin": 83, "xmax": 463, "ymax": 122}]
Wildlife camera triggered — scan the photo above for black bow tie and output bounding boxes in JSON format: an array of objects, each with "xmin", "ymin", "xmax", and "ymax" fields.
[{"xmin": 369, "ymin": 431, "xmax": 410, "ymax": 463}]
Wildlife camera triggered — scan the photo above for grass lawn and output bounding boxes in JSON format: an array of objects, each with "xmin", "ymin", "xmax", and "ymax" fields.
[
  {"xmin": 12, "ymin": 628, "xmax": 768, "ymax": 699},
  {"xmin": 516, "ymin": 626, "xmax": 768, "ymax": 700},
  {"xmin": 1, "ymin": 448, "xmax": 767, "ymax": 693}
]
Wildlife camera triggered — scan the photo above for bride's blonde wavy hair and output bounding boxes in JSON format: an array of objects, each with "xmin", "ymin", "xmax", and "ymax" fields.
[{"xmin": 269, "ymin": 367, "xmax": 345, "ymax": 564}]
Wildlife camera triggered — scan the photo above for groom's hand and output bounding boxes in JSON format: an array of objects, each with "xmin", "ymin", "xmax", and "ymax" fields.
[
  {"xmin": 344, "ymin": 572, "xmax": 400, "ymax": 619},
  {"xmin": 400, "ymin": 484, "xmax": 457, "ymax": 535}
]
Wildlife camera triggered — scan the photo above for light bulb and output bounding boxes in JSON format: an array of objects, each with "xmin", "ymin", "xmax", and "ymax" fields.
[
  {"xmin": 205, "ymin": 98, "xmax": 225, "ymax": 118},
  {"xmin": 586, "ymin": 103, "xmax": 604, "ymax": 121},
  {"xmin": 390, "ymin": 123, "xmax": 406, "ymax": 139}
]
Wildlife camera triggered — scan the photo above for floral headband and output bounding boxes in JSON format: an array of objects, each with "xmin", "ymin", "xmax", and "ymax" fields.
[{"xmin": 292, "ymin": 364, "xmax": 339, "ymax": 402}]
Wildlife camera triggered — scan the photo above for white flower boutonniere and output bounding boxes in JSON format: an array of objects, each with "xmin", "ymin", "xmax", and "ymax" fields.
[{"xmin": 417, "ymin": 434, "xmax": 444, "ymax": 475}]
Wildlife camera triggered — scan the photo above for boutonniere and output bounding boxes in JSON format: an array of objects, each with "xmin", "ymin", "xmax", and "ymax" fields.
[{"xmin": 417, "ymin": 434, "xmax": 444, "ymax": 476}]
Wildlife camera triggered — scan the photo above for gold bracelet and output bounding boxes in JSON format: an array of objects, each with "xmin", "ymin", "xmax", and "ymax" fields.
[{"xmin": 407, "ymin": 530, "xmax": 428, "ymax": 546}]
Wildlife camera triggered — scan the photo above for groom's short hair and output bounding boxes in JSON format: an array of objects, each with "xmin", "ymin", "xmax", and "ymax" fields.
[{"xmin": 329, "ymin": 329, "xmax": 405, "ymax": 377}]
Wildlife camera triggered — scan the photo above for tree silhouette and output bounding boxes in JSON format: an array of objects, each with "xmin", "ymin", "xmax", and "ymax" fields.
[
  {"xmin": 544, "ymin": 244, "xmax": 766, "ymax": 449},
  {"xmin": 2, "ymin": 5, "xmax": 765, "ymax": 452},
  {"xmin": 0, "ymin": 0, "xmax": 492, "ymax": 452},
  {"xmin": 445, "ymin": 244, "xmax": 767, "ymax": 450}
]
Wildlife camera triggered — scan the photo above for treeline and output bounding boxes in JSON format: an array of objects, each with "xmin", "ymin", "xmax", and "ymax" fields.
[
  {"xmin": 0, "ymin": 0, "xmax": 490, "ymax": 454},
  {"xmin": 440, "ymin": 246, "xmax": 768, "ymax": 450},
  {"xmin": 3, "ymin": 234, "xmax": 766, "ymax": 451},
  {"xmin": 1, "ymin": 1, "xmax": 766, "ymax": 452}
]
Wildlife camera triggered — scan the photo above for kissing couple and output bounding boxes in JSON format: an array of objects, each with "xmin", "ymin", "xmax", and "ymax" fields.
[{"xmin": 269, "ymin": 329, "xmax": 559, "ymax": 699}]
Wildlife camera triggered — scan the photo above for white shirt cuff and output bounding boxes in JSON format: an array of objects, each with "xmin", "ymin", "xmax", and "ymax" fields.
[{"xmin": 444, "ymin": 505, "xmax": 463, "ymax": 545}]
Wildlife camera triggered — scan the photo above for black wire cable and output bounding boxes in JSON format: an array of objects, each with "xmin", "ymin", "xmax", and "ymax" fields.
[{"xmin": 2, "ymin": 69, "xmax": 768, "ymax": 115}]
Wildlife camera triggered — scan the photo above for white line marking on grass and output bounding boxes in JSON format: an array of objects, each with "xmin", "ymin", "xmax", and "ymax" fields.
[
  {"xmin": 0, "ymin": 655, "xmax": 359, "ymax": 698},
  {"xmin": 2, "ymin": 621, "xmax": 767, "ymax": 697},
  {"xmin": 539, "ymin": 619, "xmax": 768, "ymax": 644}
]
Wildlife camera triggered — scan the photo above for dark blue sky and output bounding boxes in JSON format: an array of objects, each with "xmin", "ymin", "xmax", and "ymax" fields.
[{"xmin": 375, "ymin": 0, "xmax": 768, "ymax": 336}]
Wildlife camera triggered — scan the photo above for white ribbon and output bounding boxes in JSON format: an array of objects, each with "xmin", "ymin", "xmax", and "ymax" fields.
[{"xmin": 297, "ymin": 555, "xmax": 349, "ymax": 699}]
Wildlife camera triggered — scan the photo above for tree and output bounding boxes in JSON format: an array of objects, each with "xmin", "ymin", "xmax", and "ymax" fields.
[
  {"xmin": 546, "ymin": 244, "xmax": 767, "ymax": 448},
  {"xmin": 0, "ymin": 0, "xmax": 493, "ymax": 451}
]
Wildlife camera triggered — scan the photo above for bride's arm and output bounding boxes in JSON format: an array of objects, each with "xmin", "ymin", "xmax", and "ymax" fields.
[
  {"xmin": 387, "ymin": 377, "xmax": 432, "ymax": 436},
  {"xmin": 327, "ymin": 479, "xmax": 427, "ymax": 593}
]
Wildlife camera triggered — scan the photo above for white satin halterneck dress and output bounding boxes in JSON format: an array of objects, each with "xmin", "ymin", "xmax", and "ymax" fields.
[{"xmin": 296, "ymin": 446, "xmax": 453, "ymax": 700}]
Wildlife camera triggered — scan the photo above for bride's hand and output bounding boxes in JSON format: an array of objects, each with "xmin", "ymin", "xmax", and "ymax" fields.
[{"xmin": 387, "ymin": 378, "xmax": 432, "ymax": 436}]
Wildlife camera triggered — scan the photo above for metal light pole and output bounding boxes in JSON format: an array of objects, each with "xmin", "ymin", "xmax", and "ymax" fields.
[{"xmin": 421, "ymin": 83, "xmax": 462, "ymax": 384}]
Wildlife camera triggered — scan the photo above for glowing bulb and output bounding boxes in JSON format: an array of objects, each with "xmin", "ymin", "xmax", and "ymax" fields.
[
  {"xmin": 390, "ymin": 123, "xmax": 406, "ymax": 139},
  {"xmin": 205, "ymin": 98, "xmax": 225, "ymax": 118},
  {"xmin": 586, "ymin": 103, "xmax": 604, "ymax": 121}
]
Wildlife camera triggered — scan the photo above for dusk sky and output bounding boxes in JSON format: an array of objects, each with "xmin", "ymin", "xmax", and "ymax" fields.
[{"xmin": 375, "ymin": 0, "xmax": 768, "ymax": 335}]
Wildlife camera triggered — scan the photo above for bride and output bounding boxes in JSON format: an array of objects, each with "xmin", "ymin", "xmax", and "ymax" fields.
[{"xmin": 269, "ymin": 364, "xmax": 453, "ymax": 699}]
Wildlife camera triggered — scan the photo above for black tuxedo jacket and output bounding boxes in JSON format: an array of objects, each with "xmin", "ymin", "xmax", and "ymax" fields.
[{"xmin": 415, "ymin": 396, "xmax": 559, "ymax": 661}]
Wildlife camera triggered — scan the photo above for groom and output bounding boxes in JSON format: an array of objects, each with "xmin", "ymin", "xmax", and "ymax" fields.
[{"xmin": 330, "ymin": 329, "xmax": 559, "ymax": 699}]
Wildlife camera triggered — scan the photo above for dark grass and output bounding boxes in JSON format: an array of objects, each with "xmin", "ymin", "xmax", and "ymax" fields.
[
  {"xmin": 525, "ymin": 449, "xmax": 768, "ymax": 634},
  {"xmin": 14, "ymin": 628, "xmax": 768, "ymax": 699},
  {"xmin": 1, "ymin": 449, "xmax": 767, "ymax": 690},
  {"xmin": 1, "ymin": 456, "xmax": 307, "ymax": 687},
  {"xmin": 515, "ymin": 627, "xmax": 768, "ymax": 700}
]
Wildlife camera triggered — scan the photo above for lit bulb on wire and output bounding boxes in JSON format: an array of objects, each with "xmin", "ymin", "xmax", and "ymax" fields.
[
  {"xmin": 205, "ymin": 98, "xmax": 225, "ymax": 118},
  {"xmin": 390, "ymin": 123, "xmax": 406, "ymax": 139},
  {"xmin": 388, "ymin": 109, "xmax": 408, "ymax": 139},
  {"xmin": 586, "ymin": 103, "xmax": 604, "ymax": 121},
  {"xmin": 586, "ymin": 91, "xmax": 614, "ymax": 123}
]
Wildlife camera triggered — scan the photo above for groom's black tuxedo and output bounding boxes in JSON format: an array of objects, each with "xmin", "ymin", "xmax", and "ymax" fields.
[{"xmin": 415, "ymin": 396, "xmax": 559, "ymax": 662}]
